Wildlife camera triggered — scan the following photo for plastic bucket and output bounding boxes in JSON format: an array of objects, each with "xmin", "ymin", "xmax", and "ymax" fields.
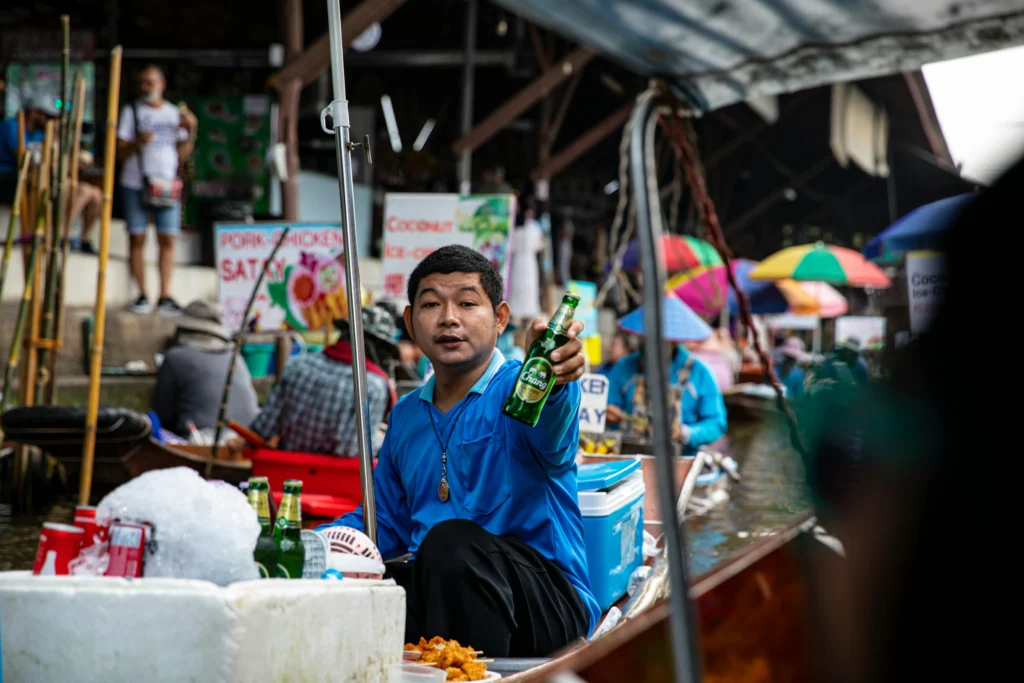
[{"xmin": 241, "ymin": 343, "xmax": 275, "ymax": 378}]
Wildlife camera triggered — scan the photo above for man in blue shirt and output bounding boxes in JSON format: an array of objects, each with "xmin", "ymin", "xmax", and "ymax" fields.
[
  {"xmin": 320, "ymin": 245, "xmax": 598, "ymax": 657},
  {"xmin": 0, "ymin": 95, "xmax": 58, "ymax": 202}
]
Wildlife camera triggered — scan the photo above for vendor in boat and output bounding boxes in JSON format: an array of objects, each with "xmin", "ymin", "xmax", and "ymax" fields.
[
  {"xmin": 820, "ymin": 337, "xmax": 871, "ymax": 386},
  {"xmin": 321, "ymin": 245, "xmax": 598, "ymax": 657},
  {"xmin": 604, "ymin": 293, "xmax": 727, "ymax": 454},
  {"xmin": 246, "ymin": 306, "xmax": 399, "ymax": 455},
  {"xmin": 152, "ymin": 300, "xmax": 259, "ymax": 438},
  {"xmin": 774, "ymin": 336, "xmax": 811, "ymax": 399}
]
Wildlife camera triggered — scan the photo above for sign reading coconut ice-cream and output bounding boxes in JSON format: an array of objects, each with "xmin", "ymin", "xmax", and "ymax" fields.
[
  {"xmin": 906, "ymin": 250, "xmax": 946, "ymax": 334},
  {"xmin": 215, "ymin": 222, "xmax": 352, "ymax": 332},
  {"xmin": 382, "ymin": 193, "xmax": 515, "ymax": 302}
]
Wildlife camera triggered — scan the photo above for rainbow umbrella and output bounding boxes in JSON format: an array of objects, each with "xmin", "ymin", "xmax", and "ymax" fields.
[
  {"xmin": 798, "ymin": 281, "xmax": 847, "ymax": 318},
  {"xmin": 749, "ymin": 242, "xmax": 890, "ymax": 287},
  {"xmin": 723, "ymin": 259, "xmax": 816, "ymax": 315},
  {"xmin": 617, "ymin": 293, "xmax": 712, "ymax": 343},
  {"xmin": 667, "ymin": 264, "xmax": 728, "ymax": 317},
  {"xmin": 620, "ymin": 234, "xmax": 722, "ymax": 274}
]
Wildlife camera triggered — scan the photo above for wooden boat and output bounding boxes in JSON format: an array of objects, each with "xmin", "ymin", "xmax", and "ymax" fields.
[
  {"xmin": 723, "ymin": 384, "xmax": 783, "ymax": 423},
  {"xmin": 494, "ymin": 514, "xmax": 821, "ymax": 681},
  {"xmin": 0, "ymin": 406, "xmax": 363, "ymax": 526}
]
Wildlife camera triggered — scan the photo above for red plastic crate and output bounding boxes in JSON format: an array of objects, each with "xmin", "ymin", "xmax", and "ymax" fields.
[{"xmin": 250, "ymin": 449, "xmax": 376, "ymax": 521}]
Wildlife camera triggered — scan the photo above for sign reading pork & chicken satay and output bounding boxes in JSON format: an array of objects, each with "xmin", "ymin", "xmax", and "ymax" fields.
[
  {"xmin": 215, "ymin": 222, "xmax": 352, "ymax": 333},
  {"xmin": 578, "ymin": 373, "xmax": 610, "ymax": 434},
  {"xmin": 382, "ymin": 193, "xmax": 515, "ymax": 303}
]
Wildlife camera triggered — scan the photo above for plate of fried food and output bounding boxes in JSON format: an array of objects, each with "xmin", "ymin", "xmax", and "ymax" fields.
[{"xmin": 403, "ymin": 637, "xmax": 499, "ymax": 682}]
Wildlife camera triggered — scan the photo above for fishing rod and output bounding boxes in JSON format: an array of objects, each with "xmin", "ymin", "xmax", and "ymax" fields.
[
  {"xmin": 208, "ymin": 226, "xmax": 291, "ymax": 476},
  {"xmin": 323, "ymin": 0, "xmax": 377, "ymax": 544}
]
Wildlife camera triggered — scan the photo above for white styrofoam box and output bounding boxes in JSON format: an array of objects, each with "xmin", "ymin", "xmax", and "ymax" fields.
[{"xmin": 0, "ymin": 572, "xmax": 404, "ymax": 683}]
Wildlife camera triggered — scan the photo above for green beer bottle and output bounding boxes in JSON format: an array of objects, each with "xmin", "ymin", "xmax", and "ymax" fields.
[
  {"xmin": 503, "ymin": 292, "xmax": 580, "ymax": 427},
  {"xmin": 273, "ymin": 479, "xmax": 305, "ymax": 579},
  {"xmin": 247, "ymin": 477, "xmax": 279, "ymax": 579}
]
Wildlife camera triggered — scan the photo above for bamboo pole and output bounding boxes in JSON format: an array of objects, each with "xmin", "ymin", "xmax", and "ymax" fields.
[
  {"xmin": 20, "ymin": 121, "xmax": 54, "ymax": 410},
  {"xmin": 38, "ymin": 16, "xmax": 72, "ymax": 399},
  {"xmin": 16, "ymin": 110, "xmax": 34, "ymax": 274},
  {"xmin": 0, "ymin": 155, "xmax": 32, "ymax": 320},
  {"xmin": 1, "ymin": 193, "xmax": 48, "ymax": 412},
  {"xmin": 208, "ymin": 227, "xmax": 291, "ymax": 476},
  {"xmin": 80, "ymin": 46, "xmax": 122, "ymax": 506},
  {"xmin": 46, "ymin": 74, "xmax": 86, "ymax": 405}
]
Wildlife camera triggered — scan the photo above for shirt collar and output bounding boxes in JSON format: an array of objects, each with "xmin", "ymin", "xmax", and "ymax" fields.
[{"xmin": 419, "ymin": 349, "xmax": 506, "ymax": 404}]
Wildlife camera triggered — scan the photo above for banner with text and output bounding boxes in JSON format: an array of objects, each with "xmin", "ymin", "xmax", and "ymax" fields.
[
  {"xmin": 906, "ymin": 251, "xmax": 946, "ymax": 334},
  {"xmin": 215, "ymin": 223, "xmax": 352, "ymax": 333},
  {"xmin": 578, "ymin": 373, "xmax": 610, "ymax": 434},
  {"xmin": 382, "ymin": 193, "xmax": 515, "ymax": 301},
  {"xmin": 567, "ymin": 280, "xmax": 599, "ymax": 339}
]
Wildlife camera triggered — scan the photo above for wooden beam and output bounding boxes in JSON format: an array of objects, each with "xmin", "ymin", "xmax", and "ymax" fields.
[
  {"xmin": 549, "ymin": 68, "xmax": 583, "ymax": 147},
  {"xmin": 724, "ymin": 156, "xmax": 833, "ymax": 236},
  {"xmin": 269, "ymin": 0, "xmax": 407, "ymax": 92},
  {"xmin": 453, "ymin": 47, "xmax": 596, "ymax": 156},
  {"xmin": 528, "ymin": 23, "xmax": 550, "ymax": 71},
  {"xmin": 532, "ymin": 102, "xmax": 633, "ymax": 181},
  {"xmin": 903, "ymin": 71, "xmax": 954, "ymax": 167}
]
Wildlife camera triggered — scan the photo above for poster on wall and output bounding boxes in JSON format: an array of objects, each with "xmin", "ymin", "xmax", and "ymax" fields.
[
  {"xmin": 382, "ymin": 193, "xmax": 515, "ymax": 302},
  {"xmin": 906, "ymin": 250, "xmax": 946, "ymax": 335},
  {"xmin": 4, "ymin": 62, "xmax": 97, "ymax": 143},
  {"xmin": 835, "ymin": 316, "xmax": 886, "ymax": 350},
  {"xmin": 566, "ymin": 280, "xmax": 598, "ymax": 338},
  {"xmin": 215, "ymin": 222, "xmax": 355, "ymax": 333}
]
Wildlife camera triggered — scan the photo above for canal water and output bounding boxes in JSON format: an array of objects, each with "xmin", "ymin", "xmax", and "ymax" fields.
[{"xmin": 0, "ymin": 419, "xmax": 811, "ymax": 574}]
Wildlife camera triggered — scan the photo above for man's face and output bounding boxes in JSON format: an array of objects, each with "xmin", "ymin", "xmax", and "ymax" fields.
[
  {"xmin": 139, "ymin": 69, "xmax": 164, "ymax": 100},
  {"xmin": 405, "ymin": 272, "xmax": 509, "ymax": 372}
]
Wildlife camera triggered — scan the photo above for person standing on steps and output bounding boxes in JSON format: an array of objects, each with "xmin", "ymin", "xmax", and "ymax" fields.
[{"xmin": 116, "ymin": 64, "xmax": 196, "ymax": 316}]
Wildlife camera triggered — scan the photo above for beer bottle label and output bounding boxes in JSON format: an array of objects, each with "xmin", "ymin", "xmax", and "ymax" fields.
[
  {"xmin": 515, "ymin": 358, "xmax": 554, "ymax": 403},
  {"xmin": 255, "ymin": 561, "xmax": 270, "ymax": 579}
]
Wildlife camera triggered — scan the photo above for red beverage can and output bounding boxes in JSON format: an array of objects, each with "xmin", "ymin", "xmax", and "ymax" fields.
[
  {"xmin": 73, "ymin": 505, "xmax": 110, "ymax": 549},
  {"xmin": 32, "ymin": 522, "xmax": 85, "ymax": 575},
  {"xmin": 105, "ymin": 521, "xmax": 151, "ymax": 578}
]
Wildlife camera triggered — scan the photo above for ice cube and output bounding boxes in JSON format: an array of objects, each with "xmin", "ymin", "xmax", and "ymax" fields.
[{"xmin": 98, "ymin": 467, "xmax": 260, "ymax": 586}]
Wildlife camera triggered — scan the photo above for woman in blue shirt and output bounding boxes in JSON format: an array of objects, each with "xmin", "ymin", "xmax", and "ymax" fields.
[
  {"xmin": 604, "ymin": 294, "xmax": 727, "ymax": 454},
  {"xmin": 774, "ymin": 336, "xmax": 810, "ymax": 399}
]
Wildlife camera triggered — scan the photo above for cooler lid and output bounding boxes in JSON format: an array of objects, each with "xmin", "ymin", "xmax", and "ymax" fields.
[{"xmin": 577, "ymin": 458, "xmax": 642, "ymax": 492}]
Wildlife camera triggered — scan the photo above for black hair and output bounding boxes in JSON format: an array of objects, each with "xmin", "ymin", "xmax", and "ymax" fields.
[{"xmin": 407, "ymin": 245, "xmax": 504, "ymax": 310}]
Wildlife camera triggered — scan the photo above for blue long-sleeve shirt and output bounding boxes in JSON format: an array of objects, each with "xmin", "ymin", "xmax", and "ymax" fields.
[
  {"xmin": 0, "ymin": 117, "xmax": 44, "ymax": 174},
  {"xmin": 320, "ymin": 349, "xmax": 600, "ymax": 633},
  {"xmin": 606, "ymin": 347, "xmax": 727, "ymax": 453},
  {"xmin": 776, "ymin": 363, "xmax": 806, "ymax": 400}
]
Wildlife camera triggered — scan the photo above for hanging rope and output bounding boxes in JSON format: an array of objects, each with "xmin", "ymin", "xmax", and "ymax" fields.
[{"xmin": 661, "ymin": 113, "xmax": 808, "ymax": 457}]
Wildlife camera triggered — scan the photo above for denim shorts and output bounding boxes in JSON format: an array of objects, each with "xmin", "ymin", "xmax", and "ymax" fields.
[{"xmin": 121, "ymin": 186, "xmax": 181, "ymax": 236}]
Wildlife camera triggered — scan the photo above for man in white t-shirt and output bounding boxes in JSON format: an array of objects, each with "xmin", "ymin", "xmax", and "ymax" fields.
[{"xmin": 116, "ymin": 65, "xmax": 196, "ymax": 315}]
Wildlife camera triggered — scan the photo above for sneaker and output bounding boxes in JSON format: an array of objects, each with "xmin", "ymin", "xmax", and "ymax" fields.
[
  {"xmin": 129, "ymin": 295, "xmax": 152, "ymax": 314},
  {"xmin": 157, "ymin": 297, "xmax": 183, "ymax": 317}
]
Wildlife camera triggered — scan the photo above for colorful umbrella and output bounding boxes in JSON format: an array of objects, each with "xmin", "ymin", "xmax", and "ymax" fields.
[
  {"xmin": 666, "ymin": 264, "xmax": 728, "ymax": 317},
  {"xmin": 617, "ymin": 293, "xmax": 712, "ymax": 343},
  {"xmin": 798, "ymin": 281, "xmax": 848, "ymax": 318},
  {"xmin": 726, "ymin": 259, "xmax": 817, "ymax": 315},
  {"xmin": 862, "ymin": 193, "xmax": 972, "ymax": 264},
  {"xmin": 749, "ymin": 242, "xmax": 890, "ymax": 287},
  {"xmin": 620, "ymin": 234, "xmax": 722, "ymax": 273}
]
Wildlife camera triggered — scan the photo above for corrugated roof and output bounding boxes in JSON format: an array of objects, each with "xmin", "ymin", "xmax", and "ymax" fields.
[{"xmin": 492, "ymin": 0, "xmax": 1024, "ymax": 111}]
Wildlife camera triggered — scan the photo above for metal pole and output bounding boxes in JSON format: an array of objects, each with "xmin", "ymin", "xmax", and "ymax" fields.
[
  {"xmin": 458, "ymin": 0, "xmax": 478, "ymax": 194},
  {"xmin": 325, "ymin": 0, "xmax": 377, "ymax": 544},
  {"xmin": 629, "ymin": 90, "xmax": 702, "ymax": 683}
]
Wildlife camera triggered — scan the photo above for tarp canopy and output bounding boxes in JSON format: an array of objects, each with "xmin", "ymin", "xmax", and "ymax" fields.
[{"xmin": 492, "ymin": 0, "xmax": 1024, "ymax": 111}]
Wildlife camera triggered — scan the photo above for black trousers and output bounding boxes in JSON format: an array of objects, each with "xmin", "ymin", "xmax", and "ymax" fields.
[{"xmin": 385, "ymin": 519, "xmax": 590, "ymax": 658}]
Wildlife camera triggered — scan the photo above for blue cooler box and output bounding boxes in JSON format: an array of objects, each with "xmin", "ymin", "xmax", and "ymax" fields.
[{"xmin": 577, "ymin": 459, "xmax": 646, "ymax": 611}]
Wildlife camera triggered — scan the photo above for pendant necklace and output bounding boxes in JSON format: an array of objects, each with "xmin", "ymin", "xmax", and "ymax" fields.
[{"xmin": 427, "ymin": 398, "xmax": 471, "ymax": 502}]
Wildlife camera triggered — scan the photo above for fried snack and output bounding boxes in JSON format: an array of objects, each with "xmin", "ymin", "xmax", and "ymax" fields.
[
  {"xmin": 462, "ymin": 661, "xmax": 488, "ymax": 681},
  {"xmin": 405, "ymin": 637, "xmax": 488, "ymax": 681}
]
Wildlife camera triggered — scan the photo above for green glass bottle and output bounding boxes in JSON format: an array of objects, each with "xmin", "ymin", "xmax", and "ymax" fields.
[
  {"xmin": 273, "ymin": 479, "xmax": 305, "ymax": 579},
  {"xmin": 503, "ymin": 292, "xmax": 580, "ymax": 427},
  {"xmin": 247, "ymin": 476, "xmax": 279, "ymax": 579}
]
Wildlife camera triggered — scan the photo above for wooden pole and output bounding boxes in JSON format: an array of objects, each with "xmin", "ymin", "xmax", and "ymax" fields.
[
  {"xmin": 1, "ymin": 197, "xmax": 48, "ymax": 410},
  {"xmin": 20, "ymin": 121, "xmax": 55, "ymax": 410},
  {"xmin": 80, "ymin": 46, "xmax": 122, "ymax": 507},
  {"xmin": 208, "ymin": 227, "xmax": 291, "ymax": 475},
  {"xmin": 0, "ymin": 155, "xmax": 32, "ymax": 320},
  {"xmin": 46, "ymin": 75, "xmax": 87, "ymax": 405},
  {"xmin": 38, "ymin": 15, "xmax": 72, "ymax": 399}
]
